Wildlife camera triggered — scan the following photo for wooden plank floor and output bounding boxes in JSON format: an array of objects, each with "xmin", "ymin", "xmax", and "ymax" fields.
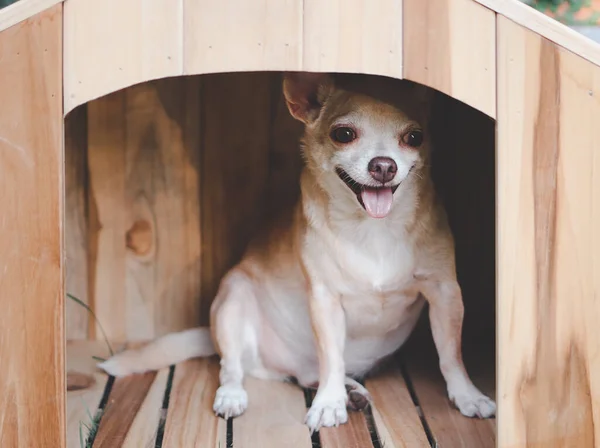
[{"xmin": 67, "ymin": 341, "xmax": 496, "ymax": 448}]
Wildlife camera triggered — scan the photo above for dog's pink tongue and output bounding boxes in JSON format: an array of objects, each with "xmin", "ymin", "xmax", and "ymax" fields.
[{"xmin": 361, "ymin": 187, "xmax": 393, "ymax": 218}]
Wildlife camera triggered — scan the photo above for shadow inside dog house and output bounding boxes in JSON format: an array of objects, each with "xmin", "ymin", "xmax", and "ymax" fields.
[{"xmin": 64, "ymin": 71, "xmax": 496, "ymax": 447}]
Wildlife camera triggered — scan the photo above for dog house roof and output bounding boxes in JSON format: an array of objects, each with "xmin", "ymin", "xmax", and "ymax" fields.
[{"xmin": 1, "ymin": 0, "xmax": 600, "ymax": 117}]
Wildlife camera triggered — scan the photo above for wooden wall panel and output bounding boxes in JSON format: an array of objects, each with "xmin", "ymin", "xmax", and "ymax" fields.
[
  {"xmin": 64, "ymin": 0, "xmax": 183, "ymax": 114},
  {"xmin": 265, "ymin": 73, "xmax": 304, "ymax": 217},
  {"xmin": 497, "ymin": 16, "xmax": 600, "ymax": 446},
  {"xmin": 87, "ymin": 92, "xmax": 128, "ymax": 341},
  {"xmin": 403, "ymin": 0, "xmax": 496, "ymax": 118},
  {"xmin": 75, "ymin": 73, "xmax": 296, "ymax": 339},
  {"xmin": 123, "ymin": 78, "xmax": 202, "ymax": 339},
  {"xmin": 183, "ymin": 0, "xmax": 302, "ymax": 75},
  {"xmin": 0, "ymin": 0, "xmax": 64, "ymax": 33},
  {"xmin": 87, "ymin": 79, "xmax": 202, "ymax": 341},
  {"xmin": 0, "ymin": 5, "xmax": 65, "ymax": 446},
  {"xmin": 302, "ymin": 0, "xmax": 403, "ymax": 79},
  {"xmin": 65, "ymin": 105, "xmax": 89, "ymax": 339},
  {"xmin": 199, "ymin": 73, "xmax": 273, "ymax": 324}
]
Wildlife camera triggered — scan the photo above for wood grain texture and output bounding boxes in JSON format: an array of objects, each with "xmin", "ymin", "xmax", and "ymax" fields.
[
  {"xmin": 302, "ymin": 0, "xmax": 402, "ymax": 79},
  {"xmin": 162, "ymin": 358, "xmax": 226, "ymax": 447},
  {"xmin": 123, "ymin": 78, "xmax": 201, "ymax": 339},
  {"xmin": 0, "ymin": 0, "xmax": 63, "ymax": 32},
  {"xmin": 122, "ymin": 368, "xmax": 170, "ymax": 448},
  {"xmin": 183, "ymin": 0, "xmax": 302, "ymax": 75},
  {"xmin": 199, "ymin": 73, "xmax": 272, "ymax": 324},
  {"xmin": 366, "ymin": 366, "xmax": 429, "ymax": 447},
  {"xmin": 405, "ymin": 351, "xmax": 496, "ymax": 448},
  {"xmin": 66, "ymin": 341, "xmax": 112, "ymax": 448},
  {"xmin": 497, "ymin": 16, "xmax": 600, "ymax": 447},
  {"xmin": 319, "ymin": 411, "xmax": 373, "ymax": 448},
  {"xmin": 64, "ymin": 0, "xmax": 183, "ymax": 114},
  {"xmin": 87, "ymin": 78, "xmax": 202, "ymax": 341},
  {"xmin": 233, "ymin": 378, "xmax": 312, "ymax": 447},
  {"xmin": 58, "ymin": 0, "xmax": 600, "ymax": 118},
  {"xmin": 87, "ymin": 91, "xmax": 128, "ymax": 341},
  {"xmin": 65, "ymin": 105, "xmax": 89, "ymax": 340},
  {"xmin": 93, "ymin": 372, "xmax": 157, "ymax": 448},
  {"xmin": 0, "ymin": 5, "xmax": 65, "ymax": 447},
  {"xmin": 403, "ymin": 0, "xmax": 496, "ymax": 118}
]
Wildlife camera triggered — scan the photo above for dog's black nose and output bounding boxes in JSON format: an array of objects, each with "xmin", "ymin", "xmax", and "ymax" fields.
[{"xmin": 368, "ymin": 157, "xmax": 397, "ymax": 183}]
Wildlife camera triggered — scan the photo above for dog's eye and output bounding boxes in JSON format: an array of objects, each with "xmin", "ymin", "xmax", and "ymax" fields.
[
  {"xmin": 403, "ymin": 130, "xmax": 424, "ymax": 148},
  {"xmin": 331, "ymin": 127, "xmax": 357, "ymax": 144}
]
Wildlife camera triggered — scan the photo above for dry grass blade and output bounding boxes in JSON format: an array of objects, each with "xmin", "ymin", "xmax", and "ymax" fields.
[{"xmin": 67, "ymin": 293, "xmax": 114, "ymax": 356}]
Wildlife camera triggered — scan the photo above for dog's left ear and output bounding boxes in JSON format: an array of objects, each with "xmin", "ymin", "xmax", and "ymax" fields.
[{"xmin": 283, "ymin": 72, "xmax": 334, "ymax": 123}]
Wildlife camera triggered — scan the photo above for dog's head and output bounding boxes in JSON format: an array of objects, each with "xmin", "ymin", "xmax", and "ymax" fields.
[{"xmin": 283, "ymin": 72, "xmax": 433, "ymax": 219}]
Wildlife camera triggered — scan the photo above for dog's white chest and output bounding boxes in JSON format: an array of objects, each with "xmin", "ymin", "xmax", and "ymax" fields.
[
  {"xmin": 324, "ymin": 229, "xmax": 420, "ymax": 336},
  {"xmin": 335, "ymin": 229, "xmax": 415, "ymax": 293},
  {"xmin": 341, "ymin": 288, "xmax": 421, "ymax": 335}
]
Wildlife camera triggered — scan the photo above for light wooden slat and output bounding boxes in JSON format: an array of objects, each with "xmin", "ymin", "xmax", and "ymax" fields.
[
  {"xmin": 65, "ymin": 105, "xmax": 90, "ymax": 340},
  {"xmin": 122, "ymin": 368, "xmax": 170, "ymax": 448},
  {"xmin": 67, "ymin": 341, "xmax": 112, "ymax": 448},
  {"xmin": 183, "ymin": 0, "xmax": 302, "ymax": 75},
  {"xmin": 123, "ymin": 78, "xmax": 202, "ymax": 339},
  {"xmin": 162, "ymin": 358, "xmax": 226, "ymax": 447},
  {"xmin": 403, "ymin": 0, "xmax": 496, "ymax": 118},
  {"xmin": 93, "ymin": 371, "xmax": 157, "ymax": 447},
  {"xmin": 366, "ymin": 366, "xmax": 430, "ymax": 447},
  {"xmin": 0, "ymin": 5, "xmax": 65, "ymax": 447},
  {"xmin": 474, "ymin": 0, "xmax": 600, "ymax": 68},
  {"xmin": 319, "ymin": 411, "xmax": 373, "ymax": 448},
  {"xmin": 0, "ymin": 0, "xmax": 63, "ymax": 32},
  {"xmin": 87, "ymin": 91, "xmax": 128, "ymax": 341},
  {"xmin": 497, "ymin": 16, "xmax": 600, "ymax": 447},
  {"xmin": 64, "ymin": 0, "xmax": 184, "ymax": 114},
  {"xmin": 199, "ymin": 72, "xmax": 272, "ymax": 323},
  {"xmin": 560, "ymin": 41, "xmax": 600, "ymax": 448},
  {"xmin": 302, "ymin": 0, "xmax": 402, "ymax": 79},
  {"xmin": 234, "ymin": 378, "xmax": 312, "ymax": 447},
  {"xmin": 405, "ymin": 358, "xmax": 495, "ymax": 448}
]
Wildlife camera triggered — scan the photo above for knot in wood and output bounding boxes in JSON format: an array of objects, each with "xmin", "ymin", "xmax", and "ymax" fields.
[{"xmin": 126, "ymin": 220, "xmax": 153, "ymax": 256}]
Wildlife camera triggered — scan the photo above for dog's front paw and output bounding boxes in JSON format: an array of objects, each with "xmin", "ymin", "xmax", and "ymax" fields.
[
  {"xmin": 451, "ymin": 390, "xmax": 496, "ymax": 418},
  {"xmin": 305, "ymin": 393, "xmax": 348, "ymax": 432},
  {"xmin": 213, "ymin": 385, "xmax": 248, "ymax": 419}
]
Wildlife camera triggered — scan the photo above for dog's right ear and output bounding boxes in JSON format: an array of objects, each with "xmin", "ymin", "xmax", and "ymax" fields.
[{"xmin": 283, "ymin": 72, "xmax": 334, "ymax": 123}]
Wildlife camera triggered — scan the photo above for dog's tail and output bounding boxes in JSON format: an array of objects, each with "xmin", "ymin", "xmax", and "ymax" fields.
[{"xmin": 97, "ymin": 327, "xmax": 216, "ymax": 377}]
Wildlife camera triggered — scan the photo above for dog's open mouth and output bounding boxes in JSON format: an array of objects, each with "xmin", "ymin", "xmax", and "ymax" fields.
[{"xmin": 336, "ymin": 168, "xmax": 399, "ymax": 219}]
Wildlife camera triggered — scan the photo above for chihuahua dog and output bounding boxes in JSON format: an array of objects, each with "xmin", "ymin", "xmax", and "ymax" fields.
[{"xmin": 99, "ymin": 72, "xmax": 496, "ymax": 431}]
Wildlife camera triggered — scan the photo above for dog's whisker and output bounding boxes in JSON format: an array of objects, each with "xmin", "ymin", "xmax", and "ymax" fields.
[{"xmin": 410, "ymin": 170, "xmax": 423, "ymax": 180}]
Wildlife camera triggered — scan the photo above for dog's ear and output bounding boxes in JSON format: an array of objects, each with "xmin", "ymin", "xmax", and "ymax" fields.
[{"xmin": 283, "ymin": 72, "xmax": 334, "ymax": 123}]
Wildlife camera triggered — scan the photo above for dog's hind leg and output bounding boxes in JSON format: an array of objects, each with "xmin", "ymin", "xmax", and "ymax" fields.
[
  {"xmin": 210, "ymin": 269, "xmax": 261, "ymax": 419},
  {"xmin": 303, "ymin": 377, "xmax": 373, "ymax": 411},
  {"xmin": 345, "ymin": 377, "xmax": 373, "ymax": 411}
]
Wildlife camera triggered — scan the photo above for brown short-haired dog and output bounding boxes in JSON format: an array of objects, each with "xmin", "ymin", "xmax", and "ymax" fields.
[{"xmin": 100, "ymin": 72, "xmax": 496, "ymax": 432}]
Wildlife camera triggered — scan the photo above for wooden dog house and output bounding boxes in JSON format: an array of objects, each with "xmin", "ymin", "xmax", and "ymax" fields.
[{"xmin": 1, "ymin": 0, "xmax": 600, "ymax": 446}]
